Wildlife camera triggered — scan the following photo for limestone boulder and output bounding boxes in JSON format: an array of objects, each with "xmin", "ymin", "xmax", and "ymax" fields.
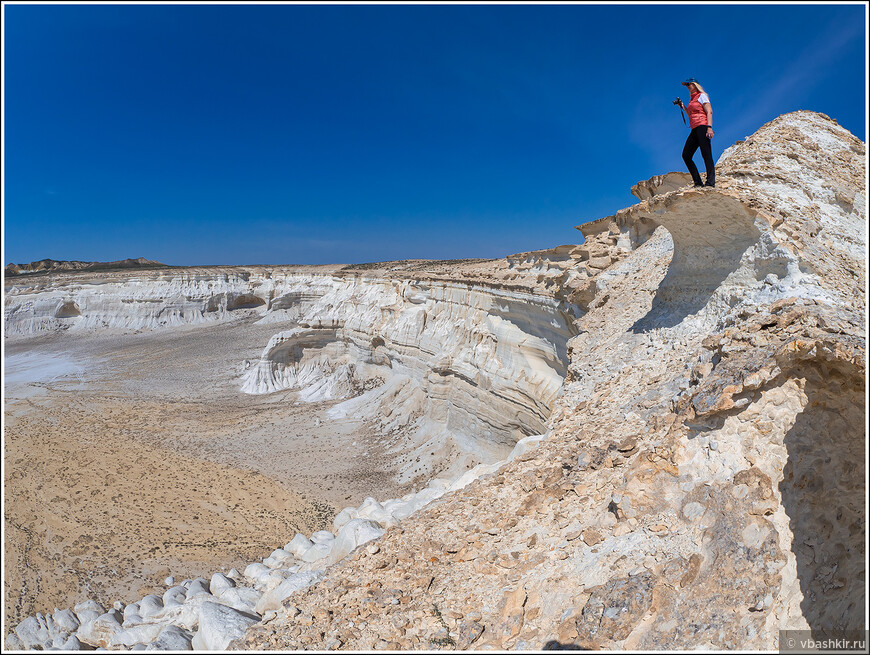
[
  {"xmin": 14, "ymin": 615, "xmax": 50, "ymax": 649},
  {"xmin": 51, "ymin": 608, "xmax": 80, "ymax": 634},
  {"xmin": 146, "ymin": 624, "xmax": 193, "ymax": 651},
  {"xmin": 324, "ymin": 519, "xmax": 385, "ymax": 566},
  {"xmin": 285, "ymin": 533, "xmax": 314, "ymax": 557},
  {"xmin": 77, "ymin": 610, "xmax": 122, "ymax": 647},
  {"xmin": 255, "ymin": 570, "xmax": 324, "ymax": 614},
  {"xmin": 190, "ymin": 601, "xmax": 260, "ymax": 651},
  {"xmin": 210, "ymin": 572, "xmax": 236, "ymax": 595}
]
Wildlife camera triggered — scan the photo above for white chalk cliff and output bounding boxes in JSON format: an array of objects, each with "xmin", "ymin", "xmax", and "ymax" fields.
[
  {"xmin": 4, "ymin": 111, "xmax": 866, "ymax": 650},
  {"xmin": 5, "ymin": 259, "xmax": 579, "ymax": 481}
]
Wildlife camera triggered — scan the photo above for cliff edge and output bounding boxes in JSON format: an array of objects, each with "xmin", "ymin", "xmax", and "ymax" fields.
[
  {"xmin": 4, "ymin": 257, "xmax": 167, "ymax": 277},
  {"xmin": 239, "ymin": 110, "xmax": 865, "ymax": 650},
  {"xmin": 4, "ymin": 111, "xmax": 864, "ymax": 651}
]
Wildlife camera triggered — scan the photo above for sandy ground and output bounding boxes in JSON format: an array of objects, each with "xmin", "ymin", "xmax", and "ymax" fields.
[{"xmin": 3, "ymin": 315, "xmax": 409, "ymax": 629}]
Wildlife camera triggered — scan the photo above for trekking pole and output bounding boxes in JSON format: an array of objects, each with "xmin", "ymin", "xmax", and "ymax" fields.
[{"xmin": 673, "ymin": 97, "xmax": 687, "ymax": 126}]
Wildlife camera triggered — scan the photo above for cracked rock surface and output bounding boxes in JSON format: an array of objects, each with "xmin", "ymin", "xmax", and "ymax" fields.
[
  {"xmin": 4, "ymin": 111, "xmax": 865, "ymax": 650},
  {"xmin": 239, "ymin": 111, "xmax": 864, "ymax": 651}
]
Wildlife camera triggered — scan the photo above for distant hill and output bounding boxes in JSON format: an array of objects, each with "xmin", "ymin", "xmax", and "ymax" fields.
[{"xmin": 5, "ymin": 257, "xmax": 167, "ymax": 276}]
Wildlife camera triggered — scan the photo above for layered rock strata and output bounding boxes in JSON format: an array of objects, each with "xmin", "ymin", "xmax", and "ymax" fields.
[
  {"xmin": 239, "ymin": 277, "xmax": 577, "ymax": 480},
  {"xmin": 5, "ymin": 229, "xmax": 618, "ymax": 650},
  {"xmin": 5, "ymin": 255, "xmax": 588, "ymax": 480},
  {"xmin": 4, "ymin": 111, "xmax": 865, "ymax": 650},
  {"xmin": 233, "ymin": 111, "xmax": 864, "ymax": 650},
  {"xmin": 5, "ymin": 257, "xmax": 166, "ymax": 277}
]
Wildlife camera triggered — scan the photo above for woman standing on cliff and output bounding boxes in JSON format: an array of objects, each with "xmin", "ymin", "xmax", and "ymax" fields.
[{"xmin": 676, "ymin": 78, "xmax": 715, "ymax": 187}]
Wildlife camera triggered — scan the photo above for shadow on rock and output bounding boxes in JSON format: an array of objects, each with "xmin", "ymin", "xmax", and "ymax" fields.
[
  {"xmin": 542, "ymin": 640, "xmax": 591, "ymax": 650},
  {"xmin": 630, "ymin": 191, "xmax": 762, "ymax": 333},
  {"xmin": 779, "ymin": 365, "xmax": 865, "ymax": 638}
]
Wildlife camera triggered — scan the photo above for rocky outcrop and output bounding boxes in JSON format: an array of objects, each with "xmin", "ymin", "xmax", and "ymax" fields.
[
  {"xmin": 4, "ymin": 270, "xmax": 288, "ymax": 335},
  {"xmin": 5, "ymin": 259, "xmax": 583, "ymax": 481},
  {"xmin": 4, "ymin": 433, "xmax": 545, "ymax": 651},
  {"xmin": 239, "ymin": 277, "xmax": 577, "ymax": 480},
  {"xmin": 5, "ymin": 111, "xmax": 865, "ymax": 650},
  {"xmin": 234, "ymin": 111, "xmax": 864, "ymax": 650}
]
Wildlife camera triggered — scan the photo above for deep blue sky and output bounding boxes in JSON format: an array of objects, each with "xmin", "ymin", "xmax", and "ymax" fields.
[{"xmin": 4, "ymin": 3, "xmax": 866, "ymax": 266}]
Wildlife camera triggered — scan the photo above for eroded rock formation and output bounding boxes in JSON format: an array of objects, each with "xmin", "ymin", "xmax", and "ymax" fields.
[
  {"xmin": 4, "ymin": 111, "xmax": 865, "ymax": 650},
  {"xmin": 5, "ymin": 255, "xmax": 584, "ymax": 483},
  {"xmin": 235, "ymin": 111, "xmax": 864, "ymax": 650}
]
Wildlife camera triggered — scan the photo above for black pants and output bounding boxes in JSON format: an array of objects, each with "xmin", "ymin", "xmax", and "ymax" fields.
[{"xmin": 682, "ymin": 125, "xmax": 715, "ymax": 186}]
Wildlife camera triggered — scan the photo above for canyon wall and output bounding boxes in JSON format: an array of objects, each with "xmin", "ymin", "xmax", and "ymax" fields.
[
  {"xmin": 4, "ymin": 111, "xmax": 865, "ymax": 651},
  {"xmin": 4, "ymin": 257, "xmax": 585, "ymax": 481},
  {"xmin": 236, "ymin": 111, "xmax": 865, "ymax": 651}
]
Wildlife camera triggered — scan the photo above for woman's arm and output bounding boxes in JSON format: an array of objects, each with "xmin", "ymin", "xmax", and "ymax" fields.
[{"xmin": 703, "ymin": 102, "xmax": 714, "ymax": 138}]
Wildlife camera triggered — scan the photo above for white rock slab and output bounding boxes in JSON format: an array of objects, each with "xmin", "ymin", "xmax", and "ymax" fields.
[
  {"xmin": 268, "ymin": 547, "xmax": 295, "ymax": 564},
  {"xmin": 254, "ymin": 570, "xmax": 324, "ymax": 614},
  {"xmin": 243, "ymin": 562, "xmax": 270, "ymax": 581},
  {"xmin": 210, "ymin": 572, "xmax": 236, "ymax": 596},
  {"xmin": 325, "ymin": 518, "xmax": 385, "ymax": 566},
  {"xmin": 185, "ymin": 577, "xmax": 211, "ymax": 599},
  {"xmin": 6, "ymin": 633, "xmax": 24, "ymax": 650},
  {"xmin": 154, "ymin": 593, "xmax": 212, "ymax": 633},
  {"xmin": 60, "ymin": 634, "xmax": 84, "ymax": 650},
  {"xmin": 52, "ymin": 608, "xmax": 80, "ymax": 633},
  {"xmin": 14, "ymin": 615, "xmax": 50, "ymax": 649},
  {"xmin": 163, "ymin": 585, "xmax": 187, "ymax": 608},
  {"xmin": 122, "ymin": 613, "xmax": 144, "ymax": 629},
  {"xmin": 109, "ymin": 623, "xmax": 164, "ymax": 648},
  {"xmin": 298, "ymin": 542, "xmax": 332, "ymax": 563},
  {"xmin": 146, "ymin": 624, "xmax": 193, "ymax": 651},
  {"xmin": 77, "ymin": 610, "xmax": 122, "ymax": 647},
  {"xmin": 190, "ymin": 601, "xmax": 260, "ymax": 651},
  {"xmin": 332, "ymin": 506, "xmax": 359, "ymax": 532},
  {"xmin": 137, "ymin": 595, "xmax": 164, "ymax": 619},
  {"xmin": 356, "ymin": 497, "xmax": 388, "ymax": 523},
  {"xmin": 73, "ymin": 599, "xmax": 105, "ymax": 626},
  {"xmin": 285, "ymin": 533, "xmax": 314, "ymax": 557},
  {"xmin": 216, "ymin": 586, "xmax": 262, "ymax": 614},
  {"xmin": 309, "ymin": 530, "xmax": 335, "ymax": 545}
]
